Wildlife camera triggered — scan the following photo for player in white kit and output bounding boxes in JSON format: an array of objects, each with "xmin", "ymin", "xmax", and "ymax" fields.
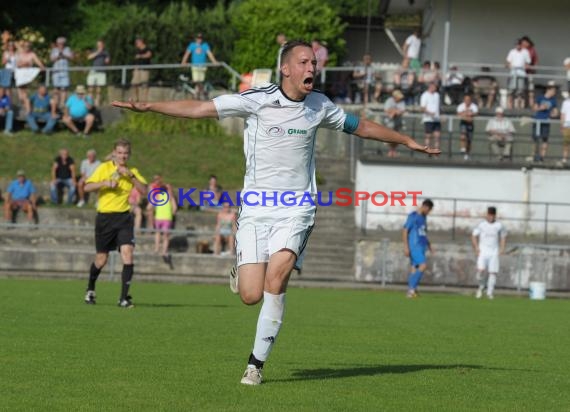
[
  {"xmin": 472, "ymin": 206, "xmax": 507, "ymax": 299},
  {"xmin": 113, "ymin": 40, "xmax": 440, "ymax": 385}
]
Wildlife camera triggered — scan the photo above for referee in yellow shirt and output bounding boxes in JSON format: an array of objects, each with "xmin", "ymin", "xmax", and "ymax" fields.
[{"xmin": 83, "ymin": 138, "xmax": 147, "ymax": 308}]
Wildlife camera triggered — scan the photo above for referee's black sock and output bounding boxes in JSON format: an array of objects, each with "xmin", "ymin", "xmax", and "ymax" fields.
[
  {"xmin": 87, "ymin": 263, "xmax": 102, "ymax": 291},
  {"xmin": 120, "ymin": 264, "xmax": 134, "ymax": 301}
]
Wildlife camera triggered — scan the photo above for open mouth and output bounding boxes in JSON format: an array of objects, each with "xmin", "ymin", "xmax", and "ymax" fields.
[{"xmin": 303, "ymin": 76, "xmax": 314, "ymax": 87}]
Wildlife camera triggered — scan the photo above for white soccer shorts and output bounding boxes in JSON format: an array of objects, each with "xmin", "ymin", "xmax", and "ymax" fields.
[
  {"xmin": 477, "ymin": 254, "xmax": 499, "ymax": 273},
  {"xmin": 235, "ymin": 211, "xmax": 314, "ymax": 269}
]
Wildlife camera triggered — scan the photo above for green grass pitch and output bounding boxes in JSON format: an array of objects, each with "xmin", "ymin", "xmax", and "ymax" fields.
[{"xmin": 1, "ymin": 278, "xmax": 569, "ymax": 411}]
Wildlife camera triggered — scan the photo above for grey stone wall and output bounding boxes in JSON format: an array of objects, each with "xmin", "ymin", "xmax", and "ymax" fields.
[{"xmin": 356, "ymin": 240, "xmax": 570, "ymax": 291}]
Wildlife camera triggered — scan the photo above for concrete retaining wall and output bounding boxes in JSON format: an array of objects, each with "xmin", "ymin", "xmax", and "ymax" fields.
[{"xmin": 356, "ymin": 240, "xmax": 570, "ymax": 291}]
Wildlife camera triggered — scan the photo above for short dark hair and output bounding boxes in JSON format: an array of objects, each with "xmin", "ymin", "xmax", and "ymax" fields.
[
  {"xmin": 488, "ymin": 206, "xmax": 497, "ymax": 215},
  {"xmin": 209, "ymin": 174, "xmax": 217, "ymax": 180},
  {"xmin": 422, "ymin": 199, "xmax": 434, "ymax": 209},
  {"xmin": 280, "ymin": 40, "xmax": 312, "ymax": 66}
]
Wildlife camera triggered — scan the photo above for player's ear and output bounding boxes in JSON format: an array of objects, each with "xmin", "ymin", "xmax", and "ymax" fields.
[{"xmin": 281, "ymin": 63, "xmax": 290, "ymax": 78}]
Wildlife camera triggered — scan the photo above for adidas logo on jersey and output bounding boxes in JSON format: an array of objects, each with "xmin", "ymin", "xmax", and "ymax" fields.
[{"xmin": 272, "ymin": 99, "xmax": 281, "ymax": 106}]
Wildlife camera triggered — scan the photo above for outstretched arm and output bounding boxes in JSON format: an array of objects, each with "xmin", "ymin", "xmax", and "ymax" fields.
[
  {"xmin": 354, "ymin": 118, "xmax": 440, "ymax": 154},
  {"xmin": 112, "ymin": 99, "xmax": 218, "ymax": 119}
]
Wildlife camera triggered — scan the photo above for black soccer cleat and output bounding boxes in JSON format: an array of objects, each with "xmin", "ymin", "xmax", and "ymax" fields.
[
  {"xmin": 118, "ymin": 295, "xmax": 134, "ymax": 309},
  {"xmin": 84, "ymin": 290, "xmax": 96, "ymax": 305}
]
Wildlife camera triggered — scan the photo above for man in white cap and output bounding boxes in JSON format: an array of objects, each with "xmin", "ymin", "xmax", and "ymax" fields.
[
  {"xmin": 486, "ymin": 107, "xmax": 515, "ymax": 161},
  {"xmin": 62, "ymin": 85, "xmax": 95, "ymax": 136}
]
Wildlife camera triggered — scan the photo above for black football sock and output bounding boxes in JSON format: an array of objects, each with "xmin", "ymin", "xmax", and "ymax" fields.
[
  {"xmin": 247, "ymin": 353, "xmax": 264, "ymax": 370},
  {"xmin": 120, "ymin": 264, "xmax": 134, "ymax": 301},
  {"xmin": 88, "ymin": 263, "xmax": 102, "ymax": 291}
]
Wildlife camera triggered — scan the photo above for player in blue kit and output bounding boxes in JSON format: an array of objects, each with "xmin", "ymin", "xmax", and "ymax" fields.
[{"xmin": 403, "ymin": 199, "xmax": 434, "ymax": 297}]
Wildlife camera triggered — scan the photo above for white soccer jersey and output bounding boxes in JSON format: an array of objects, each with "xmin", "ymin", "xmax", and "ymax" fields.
[
  {"xmin": 214, "ymin": 84, "xmax": 348, "ymax": 199},
  {"xmin": 472, "ymin": 220, "xmax": 506, "ymax": 255}
]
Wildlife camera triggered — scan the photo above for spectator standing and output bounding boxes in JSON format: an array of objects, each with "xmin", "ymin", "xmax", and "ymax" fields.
[
  {"xmin": 506, "ymin": 39, "xmax": 530, "ymax": 109},
  {"xmin": 420, "ymin": 82, "xmax": 441, "ymax": 151},
  {"xmin": 62, "ymin": 85, "xmax": 95, "ymax": 136},
  {"xmin": 0, "ymin": 87, "xmax": 14, "ymax": 135},
  {"xmin": 153, "ymin": 183, "xmax": 177, "ymax": 266},
  {"xmin": 26, "ymin": 84, "xmax": 58, "ymax": 134},
  {"xmin": 50, "ymin": 148, "xmax": 76, "ymax": 204},
  {"xmin": 486, "ymin": 107, "xmax": 516, "ymax": 161},
  {"xmin": 521, "ymin": 36, "xmax": 538, "ymax": 107},
  {"xmin": 50, "ymin": 37, "xmax": 74, "ymax": 108},
  {"xmin": 457, "ymin": 94, "xmax": 479, "ymax": 160},
  {"xmin": 3, "ymin": 170, "xmax": 36, "ymax": 224},
  {"xmin": 77, "ymin": 149, "xmax": 101, "ymax": 207},
  {"xmin": 214, "ymin": 201, "xmax": 237, "ymax": 255},
  {"xmin": 86, "ymin": 39, "xmax": 110, "ymax": 107},
  {"xmin": 181, "ymin": 33, "xmax": 218, "ymax": 100},
  {"xmin": 1, "ymin": 41, "xmax": 17, "ymax": 96},
  {"xmin": 131, "ymin": 37, "xmax": 152, "ymax": 101},
  {"xmin": 559, "ymin": 93, "xmax": 570, "ymax": 165},
  {"xmin": 402, "ymin": 28, "xmax": 422, "ymax": 73},
  {"xmin": 384, "ymin": 89, "xmax": 406, "ymax": 157},
  {"xmin": 532, "ymin": 83, "xmax": 558, "ymax": 162},
  {"xmin": 15, "ymin": 41, "xmax": 44, "ymax": 106}
]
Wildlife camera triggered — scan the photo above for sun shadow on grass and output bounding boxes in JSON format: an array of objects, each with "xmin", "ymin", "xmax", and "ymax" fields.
[
  {"xmin": 273, "ymin": 364, "xmax": 532, "ymax": 383},
  {"xmin": 126, "ymin": 303, "xmax": 231, "ymax": 308}
]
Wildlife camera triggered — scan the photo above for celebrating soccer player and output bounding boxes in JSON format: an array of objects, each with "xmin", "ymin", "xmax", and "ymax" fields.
[
  {"xmin": 403, "ymin": 199, "xmax": 434, "ymax": 298},
  {"xmin": 83, "ymin": 139, "xmax": 147, "ymax": 308},
  {"xmin": 112, "ymin": 40, "xmax": 440, "ymax": 384}
]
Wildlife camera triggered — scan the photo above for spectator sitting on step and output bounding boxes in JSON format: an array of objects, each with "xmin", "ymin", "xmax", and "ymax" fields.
[
  {"xmin": 50, "ymin": 148, "xmax": 76, "ymax": 204},
  {"xmin": 62, "ymin": 85, "xmax": 95, "ymax": 137},
  {"xmin": 129, "ymin": 187, "xmax": 144, "ymax": 232},
  {"xmin": 214, "ymin": 201, "xmax": 236, "ymax": 256},
  {"xmin": 0, "ymin": 87, "xmax": 14, "ymax": 135},
  {"xmin": 472, "ymin": 67, "xmax": 498, "ymax": 109},
  {"xmin": 418, "ymin": 61, "xmax": 441, "ymax": 94},
  {"xmin": 352, "ymin": 53, "xmax": 382, "ymax": 105},
  {"xmin": 444, "ymin": 65, "xmax": 465, "ymax": 105},
  {"xmin": 3, "ymin": 169, "xmax": 37, "ymax": 224},
  {"xmin": 76, "ymin": 149, "xmax": 101, "ymax": 207},
  {"xmin": 393, "ymin": 58, "xmax": 416, "ymax": 105},
  {"xmin": 201, "ymin": 174, "xmax": 222, "ymax": 211},
  {"xmin": 26, "ymin": 85, "xmax": 58, "ymax": 134},
  {"xmin": 486, "ymin": 107, "xmax": 515, "ymax": 161}
]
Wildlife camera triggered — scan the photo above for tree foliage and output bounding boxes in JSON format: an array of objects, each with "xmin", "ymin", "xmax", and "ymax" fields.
[
  {"xmin": 101, "ymin": 1, "xmax": 235, "ymax": 85},
  {"xmin": 230, "ymin": 0, "xmax": 347, "ymax": 73}
]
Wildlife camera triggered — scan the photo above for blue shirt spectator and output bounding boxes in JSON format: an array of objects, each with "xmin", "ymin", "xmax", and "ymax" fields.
[
  {"xmin": 404, "ymin": 211, "xmax": 429, "ymax": 250},
  {"xmin": 66, "ymin": 92, "xmax": 94, "ymax": 119},
  {"xmin": 8, "ymin": 175, "xmax": 36, "ymax": 200},
  {"xmin": 187, "ymin": 41, "xmax": 211, "ymax": 65},
  {"xmin": 30, "ymin": 92, "xmax": 52, "ymax": 113},
  {"xmin": 26, "ymin": 85, "xmax": 58, "ymax": 134},
  {"xmin": 0, "ymin": 87, "xmax": 14, "ymax": 134},
  {"xmin": 534, "ymin": 94, "xmax": 557, "ymax": 120}
]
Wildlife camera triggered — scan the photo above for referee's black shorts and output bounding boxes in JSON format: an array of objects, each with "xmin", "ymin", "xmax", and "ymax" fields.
[{"xmin": 95, "ymin": 212, "xmax": 135, "ymax": 253}]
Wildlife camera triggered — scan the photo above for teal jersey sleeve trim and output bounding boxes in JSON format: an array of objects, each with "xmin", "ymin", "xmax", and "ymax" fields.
[{"xmin": 343, "ymin": 112, "xmax": 360, "ymax": 134}]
